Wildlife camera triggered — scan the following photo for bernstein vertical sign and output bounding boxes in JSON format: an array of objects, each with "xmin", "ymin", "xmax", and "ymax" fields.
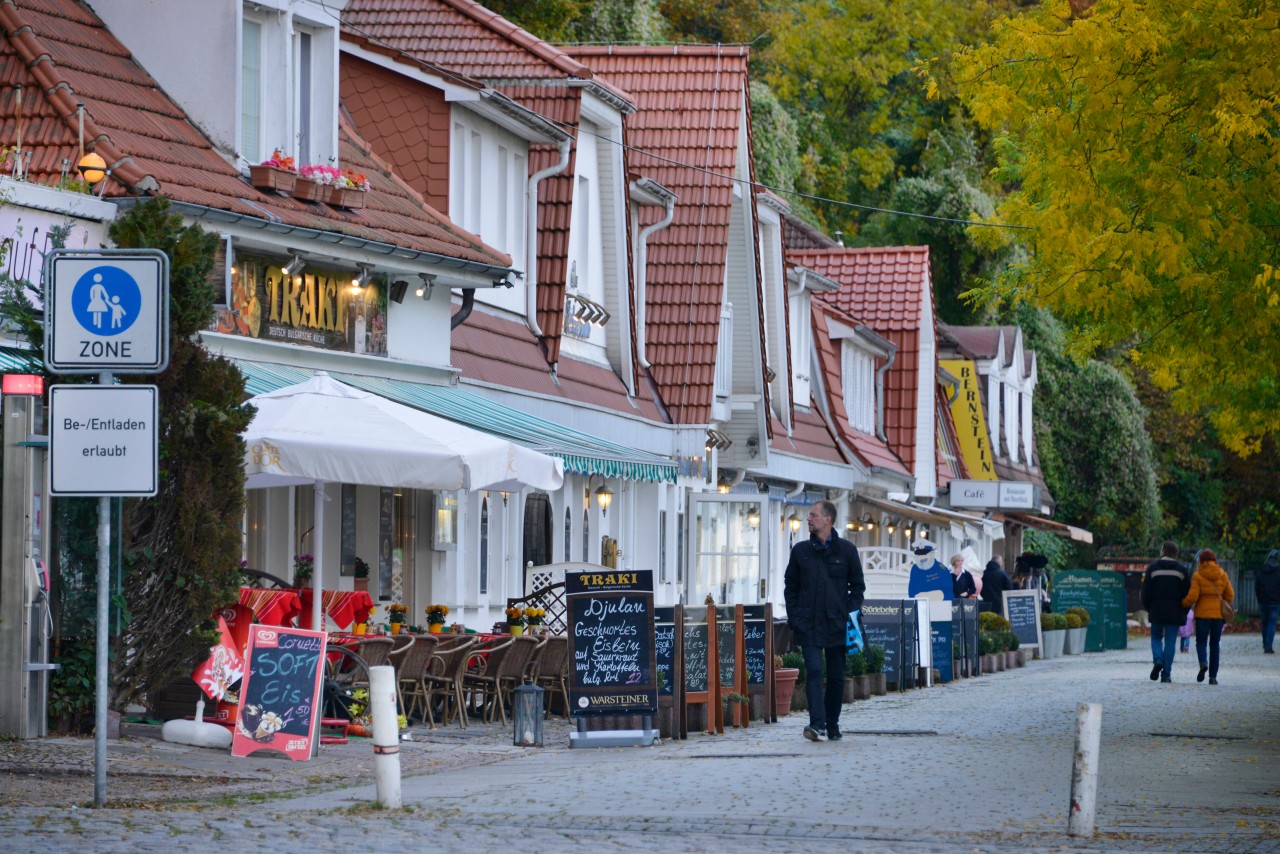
[
  {"xmin": 567, "ymin": 569, "xmax": 657, "ymax": 716},
  {"xmin": 940, "ymin": 359, "xmax": 996, "ymax": 480}
]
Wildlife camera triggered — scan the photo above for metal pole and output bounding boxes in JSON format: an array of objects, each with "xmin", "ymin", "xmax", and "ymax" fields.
[
  {"xmin": 1068, "ymin": 701, "xmax": 1101, "ymax": 837},
  {"xmin": 93, "ymin": 369, "xmax": 113, "ymax": 808},
  {"xmin": 93, "ymin": 493, "xmax": 109, "ymax": 807}
]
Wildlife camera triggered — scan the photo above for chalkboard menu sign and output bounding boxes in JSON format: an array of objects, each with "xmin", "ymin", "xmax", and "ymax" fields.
[
  {"xmin": 717, "ymin": 606, "xmax": 737, "ymax": 689},
  {"xmin": 655, "ymin": 607, "xmax": 677, "ymax": 698},
  {"xmin": 861, "ymin": 599, "xmax": 906, "ymax": 688},
  {"xmin": 1052, "ymin": 570, "xmax": 1128, "ymax": 651},
  {"xmin": 567, "ymin": 570, "xmax": 657, "ymax": 716},
  {"xmin": 684, "ymin": 608, "xmax": 710, "ymax": 695},
  {"xmin": 950, "ymin": 604, "xmax": 964, "ymax": 677},
  {"xmin": 232, "ymin": 625, "xmax": 327, "ymax": 761},
  {"xmin": 901, "ymin": 599, "xmax": 921, "ymax": 689},
  {"xmin": 1004, "ymin": 589, "xmax": 1042, "ymax": 651},
  {"xmin": 742, "ymin": 605, "xmax": 768, "ymax": 686},
  {"xmin": 961, "ymin": 599, "xmax": 980, "ymax": 677}
]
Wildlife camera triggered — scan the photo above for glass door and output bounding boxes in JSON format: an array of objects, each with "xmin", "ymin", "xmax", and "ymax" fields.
[{"xmin": 687, "ymin": 493, "xmax": 767, "ymax": 605}]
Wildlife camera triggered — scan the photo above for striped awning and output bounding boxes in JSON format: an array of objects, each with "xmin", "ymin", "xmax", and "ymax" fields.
[{"xmin": 233, "ymin": 359, "xmax": 677, "ymax": 484}]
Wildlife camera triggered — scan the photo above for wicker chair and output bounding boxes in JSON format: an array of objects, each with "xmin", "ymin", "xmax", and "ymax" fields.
[
  {"xmin": 464, "ymin": 635, "xmax": 539, "ymax": 724},
  {"xmin": 332, "ymin": 637, "xmax": 394, "ymax": 694},
  {"xmin": 421, "ymin": 637, "xmax": 477, "ymax": 729},
  {"xmin": 534, "ymin": 635, "xmax": 570, "ymax": 719},
  {"xmin": 391, "ymin": 635, "xmax": 439, "ymax": 723}
]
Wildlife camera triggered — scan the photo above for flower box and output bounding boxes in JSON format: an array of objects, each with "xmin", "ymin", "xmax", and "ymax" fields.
[
  {"xmin": 249, "ymin": 164, "xmax": 296, "ymax": 193},
  {"xmin": 292, "ymin": 177, "xmax": 326, "ymax": 202},
  {"xmin": 329, "ymin": 186, "xmax": 366, "ymax": 210}
]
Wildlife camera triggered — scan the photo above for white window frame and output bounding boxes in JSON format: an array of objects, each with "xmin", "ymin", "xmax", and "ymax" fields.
[{"xmin": 842, "ymin": 341, "xmax": 876, "ymax": 433}]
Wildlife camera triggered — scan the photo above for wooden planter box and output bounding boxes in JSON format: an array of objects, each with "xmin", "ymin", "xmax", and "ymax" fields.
[
  {"xmin": 249, "ymin": 164, "xmax": 296, "ymax": 193},
  {"xmin": 330, "ymin": 187, "xmax": 367, "ymax": 209},
  {"xmin": 292, "ymin": 177, "xmax": 326, "ymax": 202},
  {"xmin": 868, "ymin": 672, "xmax": 887, "ymax": 695}
]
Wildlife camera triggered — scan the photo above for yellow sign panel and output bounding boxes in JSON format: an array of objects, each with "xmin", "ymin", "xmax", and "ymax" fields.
[{"xmin": 940, "ymin": 359, "xmax": 996, "ymax": 480}]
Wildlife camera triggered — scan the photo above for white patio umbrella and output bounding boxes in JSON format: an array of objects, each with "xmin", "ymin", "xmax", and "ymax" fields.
[{"xmin": 242, "ymin": 371, "xmax": 565, "ymax": 631}]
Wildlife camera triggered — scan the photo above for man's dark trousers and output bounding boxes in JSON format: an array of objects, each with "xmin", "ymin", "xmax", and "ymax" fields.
[{"xmin": 802, "ymin": 644, "xmax": 846, "ymax": 732}]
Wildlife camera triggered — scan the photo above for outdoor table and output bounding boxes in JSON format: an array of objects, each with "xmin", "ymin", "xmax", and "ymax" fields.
[{"xmin": 236, "ymin": 587, "xmax": 303, "ymax": 626}]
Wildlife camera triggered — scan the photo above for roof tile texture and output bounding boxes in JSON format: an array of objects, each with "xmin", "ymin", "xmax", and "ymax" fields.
[
  {"xmin": 0, "ymin": 0, "xmax": 509, "ymax": 268},
  {"xmin": 793, "ymin": 246, "xmax": 931, "ymax": 471},
  {"xmin": 568, "ymin": 45, "xmax": 750, "ymax": 425}
]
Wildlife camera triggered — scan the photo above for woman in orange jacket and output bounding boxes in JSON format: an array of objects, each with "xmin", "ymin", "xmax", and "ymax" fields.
[{"xmin": 1182, "ymin": 549, "xmax": 1235, "ymax": 685}]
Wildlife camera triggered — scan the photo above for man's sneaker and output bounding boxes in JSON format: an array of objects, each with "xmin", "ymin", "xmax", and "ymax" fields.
[
  {"xmin": 1209, "ymin": 678, "xmax": 1219, "ymax": 685},
  {"xmin": 1265, "ymin": 649, "xmax": 1275, "ymax": 654},
  {"xmin": 1160, "ymin": 676, "xmax": 1172, "ymax": 683},
  {"xmin": 1150, "ymin": 663, "xmax": 1162, "ymax": 681},
  {"xmin": 827, "ymin": 728, "xmax": 843, "ymax": 741},
  {"xmin": 1197, "ymin": 665, "xmax": 1208, "ymax": 682},
  {"xmin": 802, "ymin": 725, "xmax": 822, "ymax": 742}
]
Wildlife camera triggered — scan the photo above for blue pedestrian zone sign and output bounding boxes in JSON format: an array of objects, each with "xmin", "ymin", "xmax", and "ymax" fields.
[{"xmin": 45, "ymin": 249, "xmax": 169, "ymax": 374}]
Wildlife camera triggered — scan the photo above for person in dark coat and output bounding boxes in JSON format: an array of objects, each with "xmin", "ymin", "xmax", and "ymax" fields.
[
  {"xmin": 950, "ymin": 554, "xmax": 979, "ymax": 599},
  {"xmin": 784, "ymin": 500, "xmax": 865, "ymax": 743},
  {"xmin": 981, "ymin": 554, "xmax": 1013, "ymax": 616},
  {"xmin": 1255, "ymin": 550, "xmax": 1280, "ymax": 654},
  {"xmin": 1141, "ymin": 540, "xmax": 1191, "ymax": 683}
]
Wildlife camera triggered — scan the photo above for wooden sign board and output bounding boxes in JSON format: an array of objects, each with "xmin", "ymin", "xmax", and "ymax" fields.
[
  {"xmin": 232, "ymin": 625, "xmax": 327, "ymax": 761},
  {"xmin": 1004, "ymin": 589, "xmax": 1043, "ymax": 652},
  {"xmin": 742, "ymin": 604, "xmax": 774, "ymax": 723},
  {"xmin": 682, "ymin": 605, "xmax": 721, "ymax": 734},
  {"xmin": 566, "ymin": 570, "xmax": 657, "ymax": 717},
  {"xmin": 654, "ymin": 606, "xmax": 687, "ymax": 740}
]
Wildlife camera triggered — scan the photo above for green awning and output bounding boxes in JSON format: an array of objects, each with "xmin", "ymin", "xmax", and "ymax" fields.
[{"xmin": 234, "ymin": 359, "xmax": 677, "ymax": 484}]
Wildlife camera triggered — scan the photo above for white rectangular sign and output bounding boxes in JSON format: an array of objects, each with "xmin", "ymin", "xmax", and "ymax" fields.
[
  {"xmin": 45, "ymin": 249, "xmax": 169, "ymax": 373},
  {"xmin": 998, "ymin": 481, "xmax": 1037, "ymax": 509},
  {"xmin": 950, "ymin": 479, "xmax": 1039, "ymax": 509},
  {"xmin": 50, "ymin": 385, "xmax": 158, "ymax": 496}
]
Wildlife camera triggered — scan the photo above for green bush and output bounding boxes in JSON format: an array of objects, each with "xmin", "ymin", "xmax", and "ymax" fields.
[
  {"xmin": 979, "ymin": 611, "xmax": 1011, "ymax": 632},
  {"xmin": 845, "ymin": 650, "xmax": 867, "ymax": 678},
  {"xmin": 780, "ymin": 650, "xmax": 806, "ymax": 684},
  {"xmin": 1000, "ymin": 630, "xmax": 1020, "ymax": 651},
  {"xmin": 979, "ymin": 632, "xmax": 1002, "ymax": 655},
  {"xmin": 864, "ymin": 644, "xmax": 885, "ymax": 674},
  {"xmin": 1065, "ymin": 606, "xmax": 1091, "ymax": 627},
  {"xmin": 1064, "ymin": 613, "xmax": 1083, "ymax": 629},
  {"xmin": 1042, "ymin": 613, "xmax": 1067, "ymax": 630}
]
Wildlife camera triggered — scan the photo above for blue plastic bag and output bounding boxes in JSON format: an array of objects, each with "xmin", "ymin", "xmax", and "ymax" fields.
[{"xmin": 846, "ymin": 609, "xmax": 864, "ymax": 654}]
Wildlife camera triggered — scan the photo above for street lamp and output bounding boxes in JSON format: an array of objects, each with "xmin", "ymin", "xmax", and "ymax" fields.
[{"xmin": 594, "ymin": 484, "xmax": 613, "ymax": 516}]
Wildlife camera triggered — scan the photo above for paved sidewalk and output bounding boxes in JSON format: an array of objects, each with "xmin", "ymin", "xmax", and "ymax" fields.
[{"xmin": 2, "ymin": 633, "xmax": 1278, "ymax": 852}]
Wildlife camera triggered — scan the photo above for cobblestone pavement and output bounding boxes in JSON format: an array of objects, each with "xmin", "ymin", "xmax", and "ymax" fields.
[{"xmin": 2, "ymin": 633, "xmax": 1278, "ymax": 852}]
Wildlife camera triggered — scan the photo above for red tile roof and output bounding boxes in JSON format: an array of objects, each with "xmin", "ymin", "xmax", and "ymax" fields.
[
  {"xmin": 792, "ymin": 246, "xmax": 932, "ymax": 472},
  {"xmin": 451, "ymin": 306, "xmax": 664, "ymax": 421},
  {"xmin": 769, "ymin": 410, "xmax": 847, "ymax": 465},
  {"xmin": 0, "ymin": 0, "xmax": 510, "ymax": 269},
  {"xmin": 567, "ymin": 45, "xmax": 752, "ymax": 425},
  {"xmin": 810, "ymin": 300, "xmax": 909, "ymax": 475}
]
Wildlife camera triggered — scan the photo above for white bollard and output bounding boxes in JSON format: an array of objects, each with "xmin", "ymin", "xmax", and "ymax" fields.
[
  {"xmin": 1068, "ymin": 702, "xmax": 1101, "ymax": 837},
  {"xmin": 369, "ymin": 665, "xmax": 402, "ymax": 809}
]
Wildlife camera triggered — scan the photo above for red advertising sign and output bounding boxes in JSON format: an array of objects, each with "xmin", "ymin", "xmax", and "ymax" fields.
[{"xmin": 232, "ymin": 625, "xmax": 327, "ymax": 761}]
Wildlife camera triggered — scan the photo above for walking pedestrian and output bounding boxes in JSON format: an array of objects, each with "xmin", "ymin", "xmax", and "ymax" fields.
[
  {"xmin": 981, "ymin": 554, "xmax": 1013, "ymax": 616},
  {"xmin": 1140, "ymin": 541, "xmax": 1191, "ymax": 683},
  {"xmin": 1183, "ymin": 548, "xmax": 1234, "ymax": 685},
  {"xmin": 950, "ymin": 554, "xmax": 979, "ymax": 599},
  {"xmin": 784, "ymin": 500, "xmax": 865, "ymax": 743},
  {"xmin": 1255, "ymin": 549, "xmax": 1280, "ymax": 654}
]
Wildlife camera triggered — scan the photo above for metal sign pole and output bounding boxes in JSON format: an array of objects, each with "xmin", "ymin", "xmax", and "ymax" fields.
[{"xmin": 94, "ymin": 371, "xmax": 111, "ymax": 808}]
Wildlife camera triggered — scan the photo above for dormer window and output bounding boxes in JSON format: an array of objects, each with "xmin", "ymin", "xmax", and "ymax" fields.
[
  {"xmin": 842, "ymin": 341, "xmax": 876, "ymax": 433},
  {"xmin": 239, "ymin": 3, "xmax": 338, "ymax": 171}
]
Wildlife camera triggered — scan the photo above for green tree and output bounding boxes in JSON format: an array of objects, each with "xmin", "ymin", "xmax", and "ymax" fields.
[
  {"xmin": 952, "ymin": 0, "xmax": 1280, "ymax": 454},
  {"xmin": 481, "ymin": 0, "xmax": 669, "ymax": 43},
  {"xmin": 105, "ymin": 199, "xmax": 253, "ymax": 709},
  {"xmin": 1015, "ymin": 303, "xmax": 1161, "ymax": 548}
]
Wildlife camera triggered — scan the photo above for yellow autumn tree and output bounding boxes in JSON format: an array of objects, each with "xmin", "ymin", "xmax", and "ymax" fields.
[{"xmin": 951, "ymin": 0, "xmax": 1280, "ymax": 453}]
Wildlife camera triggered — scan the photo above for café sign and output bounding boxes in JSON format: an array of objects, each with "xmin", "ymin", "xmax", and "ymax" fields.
[{"xmin": 950, "ymin": 479, "xmax": 1039, "ymax": 509}]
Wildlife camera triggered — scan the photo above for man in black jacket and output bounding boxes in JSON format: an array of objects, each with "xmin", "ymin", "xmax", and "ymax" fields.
[
  {"xmin": 784, "ymin": 500, "xmax": 865, "ymax": 742},
  {"xmin": 981, "ymin": 554, "xmax": 1013, "ymax": 616},
  {"xmin": 1255, "ymin": 549, "xmax": 1280, "ymax": 653},
  {"xmin": 1141, "ymin": 540, "xmax": 1191, "ymax": 683}
]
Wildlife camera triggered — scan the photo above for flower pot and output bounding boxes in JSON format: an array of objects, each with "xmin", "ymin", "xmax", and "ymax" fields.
[
  {"xmin": 354, "ymin": 623, "xmax": 367, "ymax": 636},
  {"xmin": 428, "ymin": 623, "xmax": 444, "ymax": 634},
  {"xmin": 773, "ymin": 667, "xmax": 799, "ymax": 717},
  {"xmin": 509, "ymin": 624, "xmax": 524, "ymax": 636},
  {"xmin": 1004, "ymin": 651, "xmax": 1018, "ymax": 669},
  {"xmin": 1042, "ymin": 629, "xmax": 1065, "ymax": 658},
  {"xmin": 330, "ymin": 186, "xmax": 367, "ymax": 209},
  {"xmin": 390, "ymin": 622, "xmax": 402, "ymax": 635},
  {"xmin": 853, "ymin": 675, "xmax": 871, "ymax": 700},
  {"xmin": 868, "ymin": 672, "xmax": 887, "ymax": 696},
  {"xmin": 292, "ymin": 177, "xmax": 325, "ymax": 202},
  {"xmin": 353, "ymin": 577, "xmax": 369, "ymax": 594},
  {"xmin": 842, "ymin": 677, "xmax": 857, "ymax": 704},
  {"xmin": 249, "ymin": 164, "xmax": 296, "ymax": 193},
  {"xmin": 1014, "ymin": 649, "xmax": 1026, "ymax": 667},
  {"xmin": 1065, "ymin": 627, "xmax": 1087, "ymax": 655},
  {"xmin": 981, "ymin": 653, "xmax": 996, "ymax": 674}
]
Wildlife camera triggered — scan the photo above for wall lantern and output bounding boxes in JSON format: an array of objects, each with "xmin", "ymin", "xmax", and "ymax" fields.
[
  {"xmin": 594, "ymin": 484, "xmax": 613, "ymax": 515},
  {"xmin": 717, "ymin": 476, "xmax": 731, "ymax": 494},
  {"xmin": 746, "ymin": 509, "xmax": 760, "ymax": 530},
  {"xmin": 787, "ymin": 512, "xmax": 802, "ymax": 533}
]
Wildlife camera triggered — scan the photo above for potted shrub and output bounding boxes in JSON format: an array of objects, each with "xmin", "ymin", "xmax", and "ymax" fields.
[
  {"xmin": 505, "ymin": 606, "xmax": 526, "ymax": 635},
  {"xmin": 843, "ymin": 649, "xmax": 867, "ymax": 702},
  {"xmin": 292, "ymin": 553, "xmax": 314, "ymax": 588},
  {"xmin": 352, "ymin": 556, "xmax": 370, "ymax": 594},
  {"xmin": 979, "ymin": 631, "xmax": 1000, "ymax": 673},
  {"xmin": 1062, "ymin": 612, "xmax": 1084, "ymax": 654},
  {"xmin": 864, "ymin": 644, "xmax": 887, "ymax": 695},
  {"xmin": 1065, "ymin": 606, "xmax": 1090, "ymax": 653},
  {"xmin": 425, "ymin": 604, "xmax": 449, "ymax": 632},
  {"xmin": 1041, "ymin": 612, "xmax": 1067, "ymax": 658},
  {"xmin": 387, "ymin": 603, "xmax": 408, "ymax": 634},
  {"xmin": 781, "ymin": 650, "xmax": 807, "ymax": 712},
  {"xmin": 1001, "ymin": 629, "xmax": 1021, "ymax": 668},
  {"xmin": 772, "ymin": 654, "xmax": 799, "ymax": 717}
]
